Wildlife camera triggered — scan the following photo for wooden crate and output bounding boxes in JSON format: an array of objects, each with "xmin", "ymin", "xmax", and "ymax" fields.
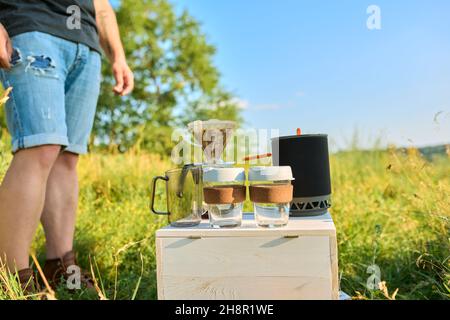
[{"xmin": 156, "ymin": 212, "xmax": 339, "ymax": 300}]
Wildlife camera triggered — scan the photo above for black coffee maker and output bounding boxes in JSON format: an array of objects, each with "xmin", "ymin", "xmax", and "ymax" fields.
[{"xmin": 272, "ymin": 134, "xmax": 331, "ymax": 216}]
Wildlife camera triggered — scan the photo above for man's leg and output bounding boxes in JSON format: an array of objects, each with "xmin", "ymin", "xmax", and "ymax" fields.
[
  {"xmin": 42, "ymin": 45, "xmax": 102, "ymax": 260},
  {"xmin": 0, "ymin": 145, "xmax": 61, "ymax": 271},
  {"xmin": 41, "ymin": 152, "xmax": 79, "ymax": 260}
]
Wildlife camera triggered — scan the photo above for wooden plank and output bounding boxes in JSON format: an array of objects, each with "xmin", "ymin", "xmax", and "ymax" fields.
[
  {"xmin": 329, "ymin": 233, "xmax": 339, "ymax": 300},
  {"xmin": 161, "ymin": 276, "xmax": 332, "ymax": 300},
  {"xmin": 156, "ymin": 238, "xmax": 164, "ymax": 300},
  {"xmin": 156, "ymin": 212, "xmax": 335, "ymax": 238},
  {"xmin": 160, "ymin": 236, "xmax": 331, "ymax": 278}
]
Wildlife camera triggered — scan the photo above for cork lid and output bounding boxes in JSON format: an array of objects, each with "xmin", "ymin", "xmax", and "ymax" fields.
[
  {"xmin": 248, "ymin": 166, "xmax": 294, "ymax": 181},
  {"xmin": 203, "ymin": 167, "xmax": 246, "ymax": 183}
]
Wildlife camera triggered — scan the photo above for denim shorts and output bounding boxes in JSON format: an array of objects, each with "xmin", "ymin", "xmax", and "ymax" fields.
[{"xmin": 0, "ymin": 31, "xmax": 101, "ymax": 154}]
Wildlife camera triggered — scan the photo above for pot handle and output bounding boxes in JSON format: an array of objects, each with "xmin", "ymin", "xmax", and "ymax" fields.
[{"xmin": 150, "ymin": 175, "xmax": 169, "ymax": 215}]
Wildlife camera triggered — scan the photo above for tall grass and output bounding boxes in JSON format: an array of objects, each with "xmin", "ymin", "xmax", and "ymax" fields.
[
  {"xmin": 332, "ymin": 148, "xmax": 449, "ymax": 299},
  {"xmin": 0, "ymin": 129, "xmax": 449, "ymax": 299}
]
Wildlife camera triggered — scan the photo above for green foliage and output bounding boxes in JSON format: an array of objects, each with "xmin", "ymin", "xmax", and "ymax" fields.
[
  {"xmin": 179, "ymin": 89, "xmax": 243, "ymax": 126},
  {"xmin": 138, "ymin": 125, "xmax": 175, "ymax": 156},
  {"xmin": 96, "ymin": 0, "xmax": 242, "ymax": 153},
  {"xmin": 0, "ymin": 86, "xmax": 7, "ymax": 134},
  {"xmin": 0, "ymin": 113, "xmax": 5, "ymax": 141}
]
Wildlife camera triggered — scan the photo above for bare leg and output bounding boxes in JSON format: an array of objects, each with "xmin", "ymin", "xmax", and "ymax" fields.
[
  {"xmin": 41, "ymin": 152, "xmax": 79, "ymax": 260},
  {"xmin": 0, "ymin": 145, "xmax": 61, "ymax": 271}
]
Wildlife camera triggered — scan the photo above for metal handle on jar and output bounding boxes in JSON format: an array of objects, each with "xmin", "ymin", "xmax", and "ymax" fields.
[{"xmin": 150, "ymin": 175, "xmax": 169, "ymax": 215}]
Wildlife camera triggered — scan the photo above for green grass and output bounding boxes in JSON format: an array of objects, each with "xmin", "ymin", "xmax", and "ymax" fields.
[{"xmin": 0, "ymin": 131, "xmax": 449, "ymax": 300}]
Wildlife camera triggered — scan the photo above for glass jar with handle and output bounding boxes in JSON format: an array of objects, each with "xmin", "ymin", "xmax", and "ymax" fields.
[{"xmin": 150, "ymin": 165, "xmax": 204, "ymax": 227}]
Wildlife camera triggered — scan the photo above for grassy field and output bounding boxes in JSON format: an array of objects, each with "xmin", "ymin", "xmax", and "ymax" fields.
[{"xmin": 0, "ymin": 130, "xmax": 449, "ymax": 300}]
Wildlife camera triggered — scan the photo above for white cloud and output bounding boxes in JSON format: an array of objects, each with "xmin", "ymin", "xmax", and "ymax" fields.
[
  {"xmin": 231, "ymin": 98, "xmax": 249, "ymax": 110},
  {"xmin": 252, "ymin": 104, "xmax": 283, "ymax": 110}
]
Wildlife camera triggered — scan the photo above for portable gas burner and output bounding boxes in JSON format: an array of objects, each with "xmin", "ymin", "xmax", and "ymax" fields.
[{"xmin": 272, "ymin": 133, "xmax": 332, "ymax": 216}]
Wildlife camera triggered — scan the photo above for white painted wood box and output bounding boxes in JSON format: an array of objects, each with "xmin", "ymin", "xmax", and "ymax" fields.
[{"xmin": 156, "ymin": 212, "xmax": 339, "ymax": 300}]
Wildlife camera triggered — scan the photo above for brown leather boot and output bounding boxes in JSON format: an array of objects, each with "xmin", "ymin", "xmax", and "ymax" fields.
[
  {"xmin": 42, "ymin": 251, "xmax": 95, "ymax": 291},
  {"xmin": 17, "ymin": 268, "xmax": 40, "ymax": 295}
]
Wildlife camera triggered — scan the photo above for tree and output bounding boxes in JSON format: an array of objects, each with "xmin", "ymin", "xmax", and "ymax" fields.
[{"xmin": 96, "ymin": 0, "xmax": 242, "ymax": 153}]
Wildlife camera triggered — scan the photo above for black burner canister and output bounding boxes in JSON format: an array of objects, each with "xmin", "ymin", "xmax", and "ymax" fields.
[{"xmin": 272, "ymin": 134, "xmax": 331, "ymax": 216}]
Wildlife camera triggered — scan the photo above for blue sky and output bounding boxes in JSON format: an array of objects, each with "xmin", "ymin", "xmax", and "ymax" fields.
[{"xmin": 173, "ymin": 0, "xmax": 450, "ymax": 149}]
